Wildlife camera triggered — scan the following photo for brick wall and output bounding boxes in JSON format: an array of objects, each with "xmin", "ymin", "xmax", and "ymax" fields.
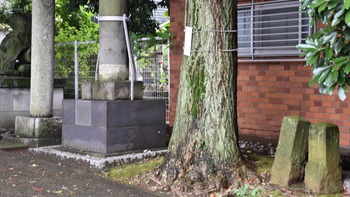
[
  {"xmin": 237, "ymin": 62, "xmax": 350, "ymax": 147},
  {"xmin": 169, "ymin": 1, "xmax": 350, "ymax": 147},
  {"xmin": 169, "ymin": 0, "xmax": 185, "ymax": 126}
]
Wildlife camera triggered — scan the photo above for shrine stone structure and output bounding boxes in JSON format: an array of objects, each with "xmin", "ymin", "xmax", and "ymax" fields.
[
  {"xmin": 61, "ymin": 0, "xmax": 167, "ymax": 154},
  {"xmin": 270, "ymin": 116, "xmax": 310, "ymax": 186}
]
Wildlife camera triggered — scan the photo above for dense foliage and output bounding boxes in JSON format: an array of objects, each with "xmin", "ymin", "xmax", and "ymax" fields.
[
  {"xmin": 297, "ymin": 0, "xmax": 350, "ymax": 100},
  {"xmin": 0, "ymin": 0, "xmax": 170, "ymax": 78},
  {"xmin": 0, "ymin": 0, "xmax": 31, "ymax": 24},
  {"xmin": 63, "ymin": 0, "xmax": 169, "ymax": 36},
  {"xmin": 54, "ymin": 3, "xmax": 99, "ymax": 79}
]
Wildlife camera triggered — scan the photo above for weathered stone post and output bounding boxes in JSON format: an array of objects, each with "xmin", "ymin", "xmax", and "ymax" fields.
[
  {"xmin": 305, "ymin": 123, "xmax": 343, "ymax": 194},
  {"xmin": 14, "ymin": 0, "xmax": 62, "ymax": 147},
  {"xmin": 30, "ymin": 0, "xmax": 54, "ymax": 116},
  {"xmin": 270, "ymin": 116, "xmax": 310, "ymax": 186},
  {"xmin": 98, "ymin": 0, "xmax": 128, "ymax": 81},
  {"xmin": 81, "ymin": 0, "xmax": 143, "ymax": 100}
]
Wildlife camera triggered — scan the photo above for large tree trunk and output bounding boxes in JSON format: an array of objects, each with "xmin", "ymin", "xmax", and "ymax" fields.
[{"xmin": 162, "ymin": 0, "xmax": 247, "ymax": 194}]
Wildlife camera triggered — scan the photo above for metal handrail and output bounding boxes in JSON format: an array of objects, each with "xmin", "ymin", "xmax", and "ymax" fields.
[{"xmin": 123, "ymin": 14, "xmax": 137, "ymax": 100}]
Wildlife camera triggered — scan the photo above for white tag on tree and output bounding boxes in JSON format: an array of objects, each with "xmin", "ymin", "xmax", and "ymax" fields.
[{"xmin": 183, "ymin": 26, "xmax": 193, "ymax": 56}]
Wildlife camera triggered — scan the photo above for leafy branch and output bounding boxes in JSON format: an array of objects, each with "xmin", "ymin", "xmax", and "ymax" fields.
[{"xmin": 297, "ymin": 0, "xmax": 350, "ymax": 100}]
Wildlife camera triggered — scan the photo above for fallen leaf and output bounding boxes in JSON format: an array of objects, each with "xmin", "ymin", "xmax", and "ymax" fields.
[
  {"xmin": 52, "ymin": 190, "xmax": 63, "ymax": 194},
  {"xmin": 29, "ymin": 180, "xmax": 37, "ymax": 184},
  {"xmin": 8, "ymin": 168, "xmax": 14, "ymax": 171},
  {"xmin": 33, "ymin": 187, "xmax": 44, "ymax": 191}
]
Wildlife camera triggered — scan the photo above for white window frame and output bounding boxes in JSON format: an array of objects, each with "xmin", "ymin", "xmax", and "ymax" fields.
[{"xmin": 237, "ymin": 0, "xmax": 310, "ymax": 60}]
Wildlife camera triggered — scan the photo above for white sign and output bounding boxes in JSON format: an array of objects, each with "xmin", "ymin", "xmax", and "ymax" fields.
[{"xmin": 183, "ymin": 26, "xmax": 193, "ymax": 56}]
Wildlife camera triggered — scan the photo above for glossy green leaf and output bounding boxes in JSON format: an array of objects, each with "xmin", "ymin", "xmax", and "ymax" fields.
[
  {"xmin": 332, "ymin": 9, "xmax": 345, "ymax": 26},
  {"xmin": 338, "ymin": 85, "xmax": 347, "ymax": 101},
  {"xmin": 323, "ymin": 73, "xmax": 334, "ymax": 86},
  {"xmin": 332, "ymin": 61, "xmax": 344, "ymax": 71},
  {"xmin": 313, "ymin": 65, "xmax": 331, "ymax": 75},
  {"xmin": 318, "ymin": 2, "xmax": 328, "ymax": 12},
  {"xmin": 296, "ymin": 44, "xmax": 317, "ymax": 50},
  {"xmin": 339, "ymin": 73, "xmax": 346, "ymax": 84},
  {"xmin": 309, "ymin": 74, "xmax": 321, "ymax": 86},
  {"xmin": 333, "ymin": 56, "xmax": 349, "ymax": 64},
  {"xmin": 318, "ymin": 68, "xmax": 332, "ymax": 84},
  {"xmin": 301, "ymin": 0, "xmax": 310, "ymax": 10},
  {"xmin": 334, "ymin": 39, "xmax": 344, "ymax": 54},
  {"xmin": 307, "ymin": 53, "xmax": 319, "ymax": 65},
  {"xmin": 345, "ymin": 62, "xmax": 350, "ymax": 74},
  {"xmin": 325, "ymin": 48, "xmax": 334, "ymax": 59},
  {"xmin": 344, "ymin": 0, "xmax": 350, "ymax": 9},
  {"xmin": 346, "ymin": 10, "xmax": 350, "ymax": 26},
  {"xmin": 310, "ymin": 0, "xmax": 328, "ymax": 8},
  {"xmin": 329, "ymin": 0, "xmax": 341, "ymax": 9},
  {"xmin": 331, "ymin": 70, "xmax": 339, "ymax": 81},
  {"xmin": 321, "ymin": 82, "xmax": 337, "ymax": 95},
  {"xmin": 322, "ymin": 31, "xmax": 337, "ymax": 43}
]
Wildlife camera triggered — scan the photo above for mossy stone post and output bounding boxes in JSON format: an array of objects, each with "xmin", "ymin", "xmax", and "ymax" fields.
[
  {"xmin": 305, "ymin": 123, "xmax": 343, "ymax": 194},
  {"xmin": 270, "ymin": 116, "xmax": 310, "ymax": 186}
]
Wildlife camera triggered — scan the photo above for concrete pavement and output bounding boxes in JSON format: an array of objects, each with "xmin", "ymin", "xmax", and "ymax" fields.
[{"xmin": 0, "ymin": 150, "xmax": 166, "ymax": 197}]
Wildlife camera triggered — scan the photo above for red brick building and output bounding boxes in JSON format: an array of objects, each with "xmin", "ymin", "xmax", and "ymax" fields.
[{"xmin": 169, "ymin": 0, "xmax": 350, "ymax": 147}]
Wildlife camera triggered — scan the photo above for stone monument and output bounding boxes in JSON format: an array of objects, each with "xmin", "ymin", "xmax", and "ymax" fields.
[
  {"xmin": 62, "ymin": 0, "xmax": 166, "ymax": 154},
  {"xmin": 0, "ymin": 14, "xmax": 31, "ymax": 76},
  {"xmin": 304, "ymin": 123, "xmax": 343, "ymax": 194},
  {"xmin": 270, "ymin": 116, "xmax": 310, "ymax": 186}
]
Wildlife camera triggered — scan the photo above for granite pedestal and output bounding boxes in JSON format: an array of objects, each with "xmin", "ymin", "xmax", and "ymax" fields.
[
  {"xmin": 13, "ymin": 116, "xmax": 62, "ymax": 147},
  {"xmin": 62, "ymin": 99, "xmax": 167, "ymax": 154}
]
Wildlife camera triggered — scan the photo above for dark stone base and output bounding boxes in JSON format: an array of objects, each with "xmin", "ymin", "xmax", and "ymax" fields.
[
  {"xmin": 13, "ymin": 116, "xmax": 62, "ymax": 147},
  {"xmin": 82, "ymin": 81, "xmax": 143, "ymax": 100},
  {"xmin": 62, "ymin": 99, "xmax": 167, "ymax": 154},
  {"xmin": 3, "ymin": 135, "xmax": 61, "ymax": 147}
]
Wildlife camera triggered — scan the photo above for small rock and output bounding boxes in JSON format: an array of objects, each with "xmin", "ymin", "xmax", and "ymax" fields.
[
  {"xmin": 344, "ymin": 177, "xmax": 350, "ymax": 192},
  {"xmin": 240, "ymin": 143, "xmax": 247, "ymax": 149}
]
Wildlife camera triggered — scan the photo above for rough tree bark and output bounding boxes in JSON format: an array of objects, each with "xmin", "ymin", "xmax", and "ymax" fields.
[{"xmin": 161, "ymin": 0, "xmax": 248, "ymax": 194}]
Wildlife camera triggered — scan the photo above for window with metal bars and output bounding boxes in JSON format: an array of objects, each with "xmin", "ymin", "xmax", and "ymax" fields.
[{"xmin": 237, "ymin": 0, "xmax": 310, "ymax": 59}]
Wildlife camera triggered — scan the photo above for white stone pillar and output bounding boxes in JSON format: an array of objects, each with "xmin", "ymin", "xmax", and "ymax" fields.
[
  {"xmin": 30, "ymin": 0, "xmax": 55, "ymax": 117},
  {"xmin": 98, "ymin": 0, "xmax": 128, "ymax": 81}
]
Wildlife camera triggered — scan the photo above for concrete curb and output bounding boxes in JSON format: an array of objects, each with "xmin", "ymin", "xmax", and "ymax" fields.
[{"xmin": 29, "ymin": 145, "xmax": 167, "ymax": 170}]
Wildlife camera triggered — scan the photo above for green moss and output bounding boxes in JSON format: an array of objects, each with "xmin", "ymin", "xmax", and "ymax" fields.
[
  {"xmin": 106, "ymin": 157, "xmax": 164, "ymax": 184},
  {"xmin": 187, "ymin": 65, "xmax": 205, "ymax": 117},
  {"xmin": 0, "ymin": 140, "xmax": 27, "ymax": 150},
  {"xmin": 247, "ymin": 153, "xmax": 274, "ymax": 173},
  {"xmin": 16, "ymin": 79, "xmax": 30, "ymax": 88},
  {"xmin": 265, "ymin": 189, "xmax": 285, "ymax": 196}
]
